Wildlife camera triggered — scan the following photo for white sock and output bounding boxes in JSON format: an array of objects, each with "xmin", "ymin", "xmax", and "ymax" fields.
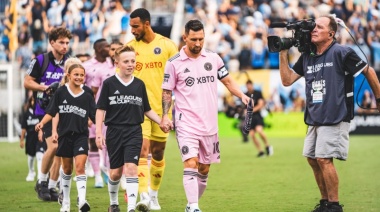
[
  {"xmin": 48, "ymin": 179, "xmax": 57, "ymax": 189},
  {"xmin": 126, "ymin": 177, "xmax": 138, "ymax": 211},
  {"xmin": 36, "ymin": 152, "xmax": 44, "ymax": 179},
  {"xmin": 27, "ymin": 155, "xmax": 35, "ymax": 173},
  {"xmin": 76, "ymin": 175, "xmax": 87, "ymax": 203},
  {"xmin": 61, "ymin": 171, "xmax": 72, "ymax": 205},
  {"xmin": 108, "ymin": 179, "xmax": 120, "ymax": 205},
  {"xmin": 39, "ymin": 173, "xmax": 48, "ymax": 182}
]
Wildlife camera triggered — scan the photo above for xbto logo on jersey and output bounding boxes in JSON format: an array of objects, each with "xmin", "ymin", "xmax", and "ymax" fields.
[
  {"xmin": 135, "ymin": 61, "xmax": 163, "ymax": 71},
  {"xmin": 185, "ymin": 76, "xmax": 215, "ymax": 87}
]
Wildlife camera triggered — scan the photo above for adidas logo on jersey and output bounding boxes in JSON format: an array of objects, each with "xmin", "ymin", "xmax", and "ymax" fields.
[
  {"xmin": 184, "ymin": 68, "xmax": 190, "ymax": 73},
  {"xmin": 129, "ymin": 194, "xmax": 136, "ymax": 198},
  {"xmin": 114, "ymin": 90, "xmax": 120, "ymax": 94},
  {"xmin": 79, "ymin": 147, "xmax": 84, "ymax": 151},
  {"xmin": 63, "ymin": 100, "xmax": 67, "ymax": 104}
]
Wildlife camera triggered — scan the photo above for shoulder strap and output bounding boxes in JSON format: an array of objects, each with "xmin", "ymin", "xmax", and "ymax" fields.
[{"xmin": 41, "ymin": 52, "xmax": 50, "ymax": 75}]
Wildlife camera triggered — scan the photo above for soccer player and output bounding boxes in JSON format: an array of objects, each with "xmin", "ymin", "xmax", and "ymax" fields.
[
  {"xmin": 160, "ymin": 20, "xmax": 250, "ymax": 212},
  {"xmin": 279, "ymin": 16, "xmax": 380, "ymax": 211},
  {"xmin": 82, "ymin": 38, "xmax": 112, "ymax": 188},
  {"xmin": 20, "ymin": 96, "xmax": 45, "ymax": 182},
  {"xmin": 127, "ymin": 8, "xmax": 178, "ymax": 211},
  {"xmin": 35, "ymin": 63, "xmax": 96, "ymax": 212},
  {"xmin": 95, "ymin": 45, "xmax": 167, "ymax": 212},
  {"xmin": 24, "ymin": 27, "xmax": 72, "ymax": 201}
]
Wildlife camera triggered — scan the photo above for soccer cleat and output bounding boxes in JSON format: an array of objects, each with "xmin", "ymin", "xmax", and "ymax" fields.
[
  {"xmin": 326, "ymin": 202, "xmax": 344, "ymax": 212},
  {"xmin": 108, "ymin": 205, "xmax": 120, "ymax": 212},
  {"xmin": 49, "ymin": 187, "xmax": 59, "ymax": 201},
  {"xmin": 95, "ymin": 175, "xmax": 104, "ymax": 188},
  {"xmin": 128, "ymin": 210, "xmax": 135, "ymax": 212},
  {"xmin": 311, "ymin": 199, "xmax": 328, "ymax": 212},
  {"xmin": 26, "ymin": 172, "xmax": 35, "ymax": 182},
  {"xmin": 34, "ymin": 180, "xmax": 41, "ymax": 193},
  {"xmin": 58, "ymin": 190, "xmax": 63, "ymax": 205},
  {"xmin": 185, "ymin": 204, "xmax": 202, "ymax": 212},
  {"xmin": 136, "ymin": 192, "xmax": 150, "ymax": 212},
  {"xmin": 78, "ymin": 200, "xmax": 91, "ymax": 212},
  {"xmin": 257, "ymin": 151, "xmax": 265, "ymax": 158},
  {"xmin": 266, "ymin": 146, "xmax": 274, "ymax": 156},
  {"xmin": 38, "ymin": 181, "xmax": 51, "ymax": 201},
  {"xmin": 149, "ymin": 195, "xmax": 161, "ymax": 210},
  {"xmin": 60, "ymin": 204, "xmax": 70, "ymax": 212}
]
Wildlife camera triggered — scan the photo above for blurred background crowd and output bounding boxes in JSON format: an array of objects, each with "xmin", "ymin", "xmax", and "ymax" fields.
[{"xmin": 0, "ymin": 0, "xmax": 379, "ymax": 115}]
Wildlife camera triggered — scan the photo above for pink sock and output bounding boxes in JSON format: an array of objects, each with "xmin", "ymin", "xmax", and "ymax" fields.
[
  {"xmin": 183, "ymin": 168, "xmax": 198, "ymax": 204},
  {"xmin": 197, "ymin": 173, "xmax": 208, "ymax": 199},
  {"xmin": 88, "ymin": 151, "xmax": 100, "ymax": 175}
]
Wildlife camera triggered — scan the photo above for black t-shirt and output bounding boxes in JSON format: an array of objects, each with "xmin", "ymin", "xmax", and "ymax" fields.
[
  {"xmin": 97, "ymin": 75, "xmax": 151, "ymax": 126},
  {"xmin": 45, "ymin": 85, "xmax": 96, "ymax": 137},
  {"xmin": 293, "ymin": 42, "xmax": 366, "ymax": 125},
  {"xmin": 21, "ymin": 108, "xmax": 40, "ymax": 134}
]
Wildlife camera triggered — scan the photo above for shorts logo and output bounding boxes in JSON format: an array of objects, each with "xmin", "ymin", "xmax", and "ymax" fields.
[
  {"xmin": 154, "ymin": 47, "xmax": 162, "ymax": 55},
  {"xmin": 185, "ymin": 77, "xmax": 195, "ymax": 87},
  {"xmin": 204, "ymin": 62, "xmax": 212, "ymax": 71},
  {"xmin": 181, "ymin": 146, "xmax": 189, "ymax": 155},
  {"xmin": 136, "ymin": 62, "xmax": 143, "ymax": 71}
]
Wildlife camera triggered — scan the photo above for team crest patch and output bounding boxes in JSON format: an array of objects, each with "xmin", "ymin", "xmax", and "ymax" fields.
[
  {"xmin": 204, "ymin": 62, "xmax": 212, "ymax": 71},
  {"xmin": 154, "ymin": 47, "xmax": 162, "ymax": 55},
  {"xmin": 185, "ymin": 77, "xmax": 195, "ymax": 87},
  {"xmin": 182, "ymin": 146, "xmax": 189, "ymax": 155}
]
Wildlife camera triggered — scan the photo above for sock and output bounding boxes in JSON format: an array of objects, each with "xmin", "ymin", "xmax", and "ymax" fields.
[
  {"xmin": 126, "ymin": 177, "xmax": 138, "ymax": 211},
  {"xmin": 27, "ymin": 155, "xmax": 35, "ymax": 173},
  {"xmin": 36, "ymin": 152, "xmax": 44, "ymax": 179},
  {"xmin": 61, "ymin": 171, "xmax": 72, "ymax": 205},
  {"xmin": 88, "ymin": 151, "xmax": 101, "ymax": 176},
  {"xmin": 138, "ymin": 158, "xmax": 149, "ymax": 193},
  {"xmin": 183, "ymin": 168, "xmax": 198, "ymax": 204},
  {"xmin": 150, "ymin": 158, "xmax": 165, "ymax": 191},
  {"xmin": 39, "ymin": 173, "xmax": 48, "ymax": 183},
  {"xmin": 48, "ymin": 179, "xmax": 57, "ymax": 189},
  {"xmin": 108, "ymin": 179, "xmax": 120, "ymax": 205},
  {"xmin": 197, "ymin": 173, "xmax": 208, "ymax": 199},
  {"xmin": 76, "ymin": 175, "xmax": 87, "ymax": 203}
]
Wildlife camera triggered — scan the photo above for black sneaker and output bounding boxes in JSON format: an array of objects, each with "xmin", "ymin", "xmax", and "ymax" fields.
[
  {"xmin": 265, "ymin": 146, "xmax": 273, "ymax": 156},
  {"xmin": 38, "ymin": 181, "xmax": 51, "ymax": 201},
  {"xmin": 326, "ymin": 202, "xmax": 344, "ymax": 212},
  {"xmin": 128, "ymin": 210, "xmax": 135, "ymax": 212},
  {"xmin": 257, "ymin": 151, "xmax": 265, "ymax": 158},
  {"xmin": 108, "ymin": 205, "xmax": 120, "ymax": 212},
  {"xmin": 34, "ymin": 180, "xmax": 41, "ymax": 193},
  {"xmin": 311, "ymin": 199, "xmax": 328, "ymax": 212},
  {"xmin": 50, "ymin": 187, "xmax": 59, "ymax": 201}
]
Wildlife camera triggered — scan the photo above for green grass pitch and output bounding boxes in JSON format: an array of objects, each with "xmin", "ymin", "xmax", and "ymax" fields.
[{"xmin": 0, "ymin": 133, "xmax": 379, "ymax": 211}]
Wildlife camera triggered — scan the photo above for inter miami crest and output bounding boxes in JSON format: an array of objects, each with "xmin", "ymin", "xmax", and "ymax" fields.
[
  {"xmin": 154, "ymin": 47, "xmax": 162, "ymax": 55},
  {"xmin": 204, "ymin": 62, "xmax": 212, "ymax": 71},
  {"xmin": 181, "ymin": 146, "xmax": 189, "ymax": 155}
]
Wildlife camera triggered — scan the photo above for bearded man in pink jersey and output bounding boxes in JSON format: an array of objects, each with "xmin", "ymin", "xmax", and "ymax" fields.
[{"xmin": 161, "ymin": 20, "xmax": 251, "ymax": 212}]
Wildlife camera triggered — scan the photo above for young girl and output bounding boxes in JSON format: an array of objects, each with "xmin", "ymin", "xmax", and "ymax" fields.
[
  {"xmin": 20, "ymin": 96, "xmax": 45, "ymax": 182},
  {"xmin": 95, "ymin": 45, "xmax": 167, "ymax": 212},
  {"xmin": 35, "ymin": 64, "xmax": 96, "ymax": 212}
]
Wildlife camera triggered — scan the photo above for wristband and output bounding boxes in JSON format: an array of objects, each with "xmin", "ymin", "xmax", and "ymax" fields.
[{"xmin": 376, "ymin": 98, "xmax": 380, "ymax": 103}]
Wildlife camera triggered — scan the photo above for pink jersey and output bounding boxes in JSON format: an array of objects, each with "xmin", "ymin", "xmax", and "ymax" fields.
[
  {"xmin": 91, "ymin": 58, "xmax": 115, "ymax": 101},
  {"xmin": 162, "ymin": 47, "xmax": 229, "ymax": 135}
]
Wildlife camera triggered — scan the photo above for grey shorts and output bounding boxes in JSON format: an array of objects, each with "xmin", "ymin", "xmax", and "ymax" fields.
[{"xmin": 303, "ymin": 122, "xmax": 350, "ymax": 160}]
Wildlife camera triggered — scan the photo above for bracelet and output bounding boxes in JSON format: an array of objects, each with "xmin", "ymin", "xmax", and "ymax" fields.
[{"xmin": 376, "ymin": 98, "xmax": 380, "ymax": 103}]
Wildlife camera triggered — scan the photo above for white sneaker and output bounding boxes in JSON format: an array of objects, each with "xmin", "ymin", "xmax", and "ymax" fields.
[
  {"xmin": 95, "ymin": 175, "xmax": 104, "ymax": 188},
  {"xmin": 149, "ymin": 195, "xmax": 161, "ymax": 210},
  {"xmin": 136, "ymin": 192, "xmax": 150, "ymax": 212},
  {"xmin": 185, "ymin": 204, "xmax": 202, "ymax": 212},
  {"xmin": 78, "ymin": 200, "xmax": 90, "ymax": 212},
  {"xmin": 26, "ymin": 172, "xmax": 35, "ymax": 182},
  {"xmin": 60, "ymin": 204, "xmax": 70, "ymax": 212}
]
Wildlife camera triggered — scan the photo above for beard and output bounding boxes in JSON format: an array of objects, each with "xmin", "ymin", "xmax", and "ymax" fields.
[
  {"xmin": 189, "ymin": 46, "xmax": 202, "ymax": 54},
  {"xmin": 135, "ymin": 31, "xmax": 146, "ymax": 41}
]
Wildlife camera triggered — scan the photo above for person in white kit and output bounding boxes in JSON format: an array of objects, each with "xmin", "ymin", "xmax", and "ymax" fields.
[{"xmin": 160, "ymin": 19, "xmax": 251, "ymax": 212}]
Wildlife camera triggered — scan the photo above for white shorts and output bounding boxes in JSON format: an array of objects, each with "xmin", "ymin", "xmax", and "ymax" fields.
[
  {"xmin": 175, "ymin": 129, "xmax": 221, "ymax": 164},
  {"xmin": 303, "ymin": 122, "xmax": 350, "ymax": 160}
]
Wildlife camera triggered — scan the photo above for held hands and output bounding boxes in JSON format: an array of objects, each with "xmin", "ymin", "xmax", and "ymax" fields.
[
  {"xmin": 160, "ymin": 115, "xmax": 174, "ymax": 133},
  {"xmin": 35, "ymin": 122, "xmax": 44, "ymax": 132},
  {"xmin": 95, "ymin": 134, "xmax": 105, "ymax": 150}
]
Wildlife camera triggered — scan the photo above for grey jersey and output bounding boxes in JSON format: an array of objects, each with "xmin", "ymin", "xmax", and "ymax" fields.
[{"xmin": 293, "ymin": 41, "xmax": 367, "ymax": 126}]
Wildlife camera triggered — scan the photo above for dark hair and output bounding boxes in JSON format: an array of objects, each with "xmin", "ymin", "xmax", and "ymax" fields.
[
  {"xmin": 48, "ymin": 27, "xmax": 73, "ymax": 41},
  {"xmin": 323, "ymin": 15, "xmax": 338, "ymax": 34},
  {"xmin": 115, "ymin": 45, "xmax": 135, "ymax": 59},
  {"xmin": 246, "ymin": 80, "xmax": 253, "ymax": 85},
  {"xmin": 93, "ymin": 38, "xmax": 107, "ymax": 50},
  {"xmin": 130, "ymin": 8, "xmax": 151, "ymax": 23},
  {"xmin": 110, "ymin": 40, "xmax": 124, "ymax": 46},
  {"xmin": 185, "ymin": 20, "xmax": 204, "ymax": 34}
]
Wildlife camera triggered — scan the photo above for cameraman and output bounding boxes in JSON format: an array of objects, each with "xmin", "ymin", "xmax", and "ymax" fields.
[{"xmin": 279, "ymin": 16, "xmax": 380, "ymax": 212}]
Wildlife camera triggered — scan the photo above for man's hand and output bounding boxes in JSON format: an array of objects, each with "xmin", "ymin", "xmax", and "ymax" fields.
[
  {"xmin": 35, "ymin": 122, "xmax": 44, "ymax": 132},
  {"xmin": 160, "ymin": 115, "xmax": 173, "ymax": 133},
  {"xmin": 96, "ymin": 134, "xmax": 105, "ymax": 150},
  {"xmin": 241, "ymin": 94, "xmax": 251, "ymax": 105}
]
